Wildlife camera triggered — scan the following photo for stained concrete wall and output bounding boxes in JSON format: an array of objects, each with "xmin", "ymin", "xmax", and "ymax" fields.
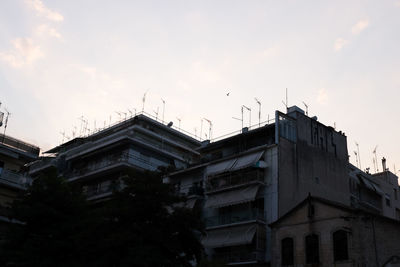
[{"xmin": 278, "ymin": 112, "xmax": 350, "ymax": 217}]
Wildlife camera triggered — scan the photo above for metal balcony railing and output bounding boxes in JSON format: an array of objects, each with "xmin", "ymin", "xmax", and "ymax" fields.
[
  {"xmin": 204, "ymin": 209, "xmax": 266, "ymax": 228},
  {"xmin": 29, "ymin": 157, "xmax": 57, "ymax": 173},
  {"xmin": 206, "ymin": 169, "xmax": 265, "ymax": 192},
  {"xmin": 0, "ymin": 169, "xmax": 32, "ymax": 188},
  {"xmin": 214, "ymin": 250, "xmax": 265, "ymax": 264},
  {"xmin": 65, "ymin": 153, "xmax": 161, "ymax": 180}
]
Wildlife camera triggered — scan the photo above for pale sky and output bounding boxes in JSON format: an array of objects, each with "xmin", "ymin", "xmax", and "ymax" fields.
[{"xmin": 1, "ymin": 0, "xmax": 400, "ymax": 175}]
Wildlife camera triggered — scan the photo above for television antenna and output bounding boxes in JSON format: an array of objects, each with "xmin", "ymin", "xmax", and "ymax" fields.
[
  {"xmin": 176, "ymin": 117, "xmax": 181, "ymax": 130},
  {"xmin": 115, "ymin": 111, "xmax": 122, "ymax": 121},
  {"xmin": 354, "ymin": 151, "xmax": 359, "ymax": 168},
  {"xmin": 232, "ymin": 116, "xmax": 243, "ymax": 130},
  {"xmin": 161, "ymin": 98, "xmax": 165, "ymax": 123},
  {"xmin": 255, "ymin": 98, "xmax": 261, "ymax": 127},
  {"xmin": 242, "ymin": 105, "xmax": 251, "ymax": 128},
  {"xmin": 302, "ymin": 101, "xmax": 309, "ymax": 116},
  {"xmin": 2, "ymin": 108, "xmax": 10, "ymax": 142},
  {"xmin": 127, "ymin": 109, "xmax": 133, "ymax": 118},
  {"xmin": 154, "ymin": 107, "xmax": 159, "ymax": 121},
  {"xmin": 355, "ymin": 142, "xmax": 361, "ymax": 170},
  {"xmin": 200, "ymin": 119, "xmax": 203, "ymax": 141},
  {"xmin": 373, "ymin": 145, "xmax": 378, "ymax": 172},
  {"xmin": 142, "ymin": 90, "xmax": 149, "ymax": 112},
  {"xmin": 203, "ymin": 118, "xmax": 212, "ymax": 140},
  {"xmin": 282, "ymin": 88, "xmax": 288, "ymax": 111}
]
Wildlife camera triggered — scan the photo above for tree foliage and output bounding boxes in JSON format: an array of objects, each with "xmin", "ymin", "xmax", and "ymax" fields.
[{"xmin": 0, "ymin": 169, "xmax": 204, "ymax": 267}]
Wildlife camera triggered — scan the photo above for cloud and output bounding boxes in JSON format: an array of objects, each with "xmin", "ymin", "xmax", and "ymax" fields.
[
  {"xmin": 26, "ymin": 0, "xmax": 64, "ymax": 22},
  {"xmin": 351, "ymin": 19, "xmax": 369, "ymax": 35},
  {"xmin": 0, "ymin": 38, "xmax": 43, "ymax": 68},
  {"xmin": 334, "ymin": 38, "xmax": 348, "ymax": 51},
  {"xmin": 36, "ymin": 24, "xmax": 62, "ymax": 39},
  {"xmin": 317, "ymin": 88, "xmax": 329, "ymax": 105}
]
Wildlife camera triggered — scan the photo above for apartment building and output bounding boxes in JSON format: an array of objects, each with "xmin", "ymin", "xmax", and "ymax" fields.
[
  {"xmin": 29, "ymin": 114, "xmax": 201, "ymax": 201},
  {"xmin": 167, "ymin": 105, "xmax": 350, "ymax": 266},
  {"xmin": 0, "ymin": 133, "xmax": 39, "ymax": 231}
]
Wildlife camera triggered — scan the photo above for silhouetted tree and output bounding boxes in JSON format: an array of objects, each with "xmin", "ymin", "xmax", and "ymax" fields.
[
  {"xmin": 0, "ymin": 169, "xmax": 89, "ymax": 267},
  {"xmin": 80, "ymin": 171, "xmax": 204, "ymax": 267}
]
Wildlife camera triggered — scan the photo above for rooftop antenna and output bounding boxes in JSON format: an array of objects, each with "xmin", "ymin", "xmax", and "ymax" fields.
[
  {"xmin": 242, "ymin": 105, "xmax": 251, "ymax": 128},
  {"xmin": 194, "ymin": 127, "xmax": 197, "ymax": 138},
  {"xmin": 200, "ymin": 119, "xmax": 203, "ymax": 141},
  {"xmin": 232, "ymin": 116, "xmax": 243, "ymax": 130},
  {"xmin": 115, "ymin": 111, "xmax": 122, "ymax": 121},
  {"xmin": 128, "ymin": 109, "xmax": 133, "ymax": 118},
  {"xmin": 161, "ymin": 98, "xmax": 165, "ymax": 123},
  {"xmin": 142, "ymin": 90, "xmax": 148, "ymax": 112},
  {"xmin": 302, "ymin": 101, "xmax": 309, "ymax": 116},
  {"xmin": 176, "ymin": 117, "xmax": 181, "ymax": 130},
  {"xmin": 154, "ymin": 107, "xmax": 159, "ymax": 121},
  {"xmin": 93, "ymin": 120, "xmax": 97, "ymax": 132},
  {"xmin": 203, "ymin": 118, "xmax": 212, "ymax": 140},
  {"xmin": 109, "ymin": 115, "xmax": 112, "ymax": 127},
  {"xmin": 255, "ymin": 97, "xmax": 261, "ymax": 127},
  {"xmin": 373, "ymin": 145, "xmax": 378, "ymax": 172},
  {"xmin": 354, "ymin": 151, "xmax": 359, "ymax": 168},
  {"xmin": 282, "ymin": 88, "xmax": 288, "ymax": 112},
  {"xmin": 355, "ymin": 142, "xmax": 361, "ymax": 170},
  {"xmin": 334, "ymin": 122, "xmax": 336, "ymax": 130},
  {"xmin": 60, "ymin": 130, "xmax": 67, "ymax": 143},
  {"xmin": 122, "ymin": 112, "xmax": 127, "ymax": 121}
]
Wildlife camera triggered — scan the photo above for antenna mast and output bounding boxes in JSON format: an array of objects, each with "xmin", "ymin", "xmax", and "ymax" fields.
[
  {"xmin": 355, "ymin": 142, "xmax": 361, "ymax": 170},
  {"xmin": 176, "ymin": 117, "xmax": 181, "ymax": 130},
  {"xmin": 2, "ymin": 108, "xmax": 11, "ymax": 142},
  {"xmin": 142, "ymin": 90, "xmax": 148, "ymax": 112},
  {"xmin": 255, "ymin": 98, "xmax": 261, "ymax": 127},
  {"xmin": 242, "ymin": 105, "xmax": 251, "ymax": 128},
  {"xmin": 373, "ymin": 145, "xmax": 378, "ymax": 172},
  {"xmin": 203, "ymin": 118, "xmax": 212, "ymax": 140},
  {"xmin": 161, "ymin": 98, "xmax": 165, "ymax": 123},
  {"xmin": 302, "ymin": 101, "xmax": 309, "ymax": 116}
]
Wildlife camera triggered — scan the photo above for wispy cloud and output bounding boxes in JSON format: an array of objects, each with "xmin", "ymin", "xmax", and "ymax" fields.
[
  {"xmin": 334, "ymin": 38, "xmax": 348, "ymax": 51},
  {"xmin": 351, "ymin": 19, "xmax": 369, "ymax": 35},
  {"xmin": 0, "ymin": 38, "xmax": 43, "ymax": 68},
  {"xmin": 36, "ymin": 24, "xmax": 62, "ymax": 39},
  {"xmin": 26, "ymin": 0, "xmax": 64, "ymax": 22},
  {"xmin": 317, "ymin": 88, "xmax": 329, "ymax": 105}
]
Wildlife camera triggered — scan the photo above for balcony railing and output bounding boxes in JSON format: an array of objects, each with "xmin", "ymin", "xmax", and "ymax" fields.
[
  {"xmin": 206, "ymin": 169, "xmax": 265, "ymax": 192},
  {"xmin": 205, "ymin": 209, "xmax": 266, "ymax": 228},
  {"xmin": 0, "ymin": 169, "xmax": 32, "ymax": 189},
  {"xmin": 65, "ymin": 153, "xmax": 162, "ymax": 180},
  {"xmin": 29, "ymin": 157, "xmax": 57, "ymax": 174},
  {"xmin": 214, "ymin": 251, "xmax": 265, "ymax": 264}
]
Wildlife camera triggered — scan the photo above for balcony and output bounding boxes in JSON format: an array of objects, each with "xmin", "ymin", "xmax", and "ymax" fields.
[
  {"xmin": 205, "ymin": 209, "xmax": 266, "ymax": 228},
  {"xmin": 214, "ymin": 251, "xmax": 265, "ymax": 265},
  {"xmin": 0, "ymin": 133, "xmax": 40, "ymax": 156},
  {"xmin": 0, "ymin": 169, "xmax": 32, "ymax": 189},
  {"xmin": 206, "ymin": 169, "xmax": 265, "ymax": 193},
  {"xmin": 29, "ymin": 157, "xmax": 57, "ymax": 174},
  {"xmin": 65, "ymin": 153, "xmax": 162, "ymax": 181}
]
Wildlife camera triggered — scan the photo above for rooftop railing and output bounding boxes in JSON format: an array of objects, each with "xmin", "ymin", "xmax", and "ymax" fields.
[
  {"xmin": 29, "ymin": 157, "xmax": 57, "ymax": 174},
  {"xmin": 0, "ymin": 134, "xmax": 40, "ymax": 156}
]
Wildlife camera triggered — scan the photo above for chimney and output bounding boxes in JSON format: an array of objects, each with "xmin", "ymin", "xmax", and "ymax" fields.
[{"xmin": 382, "ymin": 157, "xmax": 387, "ymax": 171}]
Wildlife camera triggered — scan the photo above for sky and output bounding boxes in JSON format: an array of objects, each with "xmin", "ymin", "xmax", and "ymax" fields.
[{"xmin": 0, "ymin": 0, "xmax": 400, "ymax": 174}]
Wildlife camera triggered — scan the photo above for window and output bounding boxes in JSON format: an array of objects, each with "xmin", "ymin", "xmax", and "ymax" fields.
[
  {"xmin": 305, "ymin": 234, "xmax": 319, "ymax": 264},
  {"xmin": 281, "ymin": 237, "xmax": 294, "ymax": 266},
  {"xmin": 333, "ymin": 230, "xmax": 349, "ymax": 261}
]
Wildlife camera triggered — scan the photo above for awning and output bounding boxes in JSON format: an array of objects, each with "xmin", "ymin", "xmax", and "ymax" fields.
[
  {"xmin": 174, "ymin": 198, "xmax": 197, "ymax": 209},
  {"xmin": 207, "ymin": 158, "xmax": 237, "ymax": 177},
  {"xmin": 231, "ymin": 151, "xmax": 265, "ymax": 172},
  {"xmin": 358, "ymin": 174, "xmax": 383, "ymax": 195},
  {"xmin": 204, "ymin": 185, "xmax": 260, "ymax": 209},
  {"xmin": 206, "ymin": 151, "xmax": 265, "ymax": 177},
  {"xmin": 202, "ymin": 224, "xmax": 257, "ymax": 248}
]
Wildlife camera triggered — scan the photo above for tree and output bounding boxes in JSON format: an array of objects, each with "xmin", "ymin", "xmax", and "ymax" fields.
[
  {"xmin": 0, "ymin": 169, "xmax": 89, "ymax": 267},
  {"xmin": 80, "ymin": 170, "xmax": 204, "ymax": 267}
]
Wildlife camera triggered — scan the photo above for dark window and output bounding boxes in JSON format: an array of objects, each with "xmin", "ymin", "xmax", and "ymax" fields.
[
  {"xmin": 305, "ymin": 234, "xmax": 319, "ymax": 264},
  {"xmin": 333, "ymin": 230, "xmax": 349, "ymax": 261},
  {"xmin": 281, "ymin": 238, "xmax": 294, "ymax": 265}
]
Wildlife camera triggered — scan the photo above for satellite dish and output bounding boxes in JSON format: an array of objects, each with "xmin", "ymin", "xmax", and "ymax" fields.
[{"xmin": 167, "ymin": 121, "xmax": 173, "ymax": 127}]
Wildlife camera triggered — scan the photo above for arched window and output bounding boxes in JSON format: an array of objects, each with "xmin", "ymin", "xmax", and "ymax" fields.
[
  {"xmin": 333, "ymin": 230, "xmax": 348, "ymax": 261},
  {"xmin": 305, "ymin": 234, "xmax": 319, "ymax": 264},
  {"xmin": 281, "ymin": 237, "xmax": 294, "ymax": 265}
]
